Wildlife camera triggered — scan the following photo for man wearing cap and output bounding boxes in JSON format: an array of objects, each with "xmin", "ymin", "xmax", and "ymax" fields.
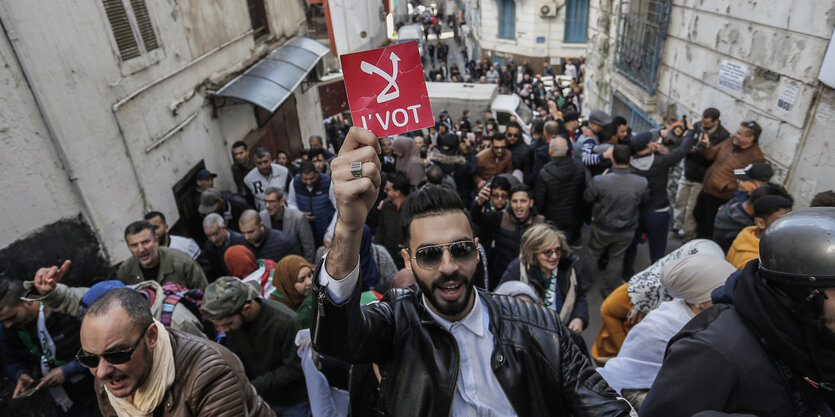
[
  {"xmin": 245, "ymin": 147, "xmax": 291, "ymax": 211},
  {"xmin": 260, "ymin": 187, "xmax": 316, "ymax": 263},
  {"xmin": 622, "ymin": 126, "xmax": 697, "ymax": 277},
  {"xmin": 193, "ymin": 168, "xmax": 217, "ymax": 210},
  {"xmin": 116, "ymin": 221, "xmax": 208, "ymax": 290},
  {"xmin": 0, "ymin": 277, "xmax": 97, "ymax": 415},
  {"xmin": 79, "ymin": 288, "xmax": 274, "ymax": 417},
  {"xmin": 725, "ymin": 195, "xmax": 793, "ymax": 269},
  {"xmin": 693, "ymin": 120, "xmax": 765, "ymax": 239},
  {"xmin": 712, "ymin": 163, "xmax": 777, "ymax": 252},
  {"xmin": 573, "ymin": 109, "xmax": 611, "ymax": 165},
  {"xmin": 199, "ymin": 187, "xmax": 252, "ymax": 233},
  {"xmin": 203, "ymin": 213, "xmax": 248, "ymax": 281},
  {"xmin": 641, "ymin": 208, "xmax": 835, "ymax": 416},
  {"xmin": 474, "ymin": 133, "xmax": 513, "ymax": 189},
  {"xmin": 428, "ymin": 132, "xmax": 478, "ymax": 206},
  {"xmin": 203, "ymin": 277, "xmax": 308, "ymax": 416},
  {"xmin": 673, "ymin": 108, "xmax": 730, "ymax": 239},
  {"xmin": 238, "ymin": 209, "xmax": 301, "ymax": 262},
  {"xmin": 25, "ymin": 261, "xmax": 207, "ymax": 338}
]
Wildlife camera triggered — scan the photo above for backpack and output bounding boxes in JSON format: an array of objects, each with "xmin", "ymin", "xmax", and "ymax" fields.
[{"xmin": 159, "ymin": 283, "xmax": 219, "ymax": 342}]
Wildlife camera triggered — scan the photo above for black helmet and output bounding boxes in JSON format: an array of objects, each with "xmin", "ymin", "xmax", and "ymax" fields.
[{"xmin": 758, "ymin": 207, "xmax": 835, "ymax": 287}]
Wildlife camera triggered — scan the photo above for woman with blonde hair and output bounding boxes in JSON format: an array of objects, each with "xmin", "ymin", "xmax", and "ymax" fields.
[
  {"xmin": 269, "ymin": 255, "xmax": 315, "ymax": 327},
  {"xmin": 499, "ymin": 223, "xmax": 588, "ymax": 333}
]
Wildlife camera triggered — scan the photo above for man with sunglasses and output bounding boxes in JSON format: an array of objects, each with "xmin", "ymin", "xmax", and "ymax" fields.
[
  {"xmin": 504, "ymin": 121, "xmax": 534, "ymax": 183},
  {"xmin": 311, "ymin": 127, "xmax": 635, "ymax": 416},
  {"xmin": 79, "ymin": 288, "xmax": 273, "ymax": 416},
  {"xmin": 473, "ymin": 133, "xmax": 513, "ymax": 190}
]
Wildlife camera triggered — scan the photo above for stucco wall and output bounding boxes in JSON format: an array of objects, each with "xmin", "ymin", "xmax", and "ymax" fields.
[{"xmin": 329, "ymin": 0, "xmax": 389, "ymax": 56}]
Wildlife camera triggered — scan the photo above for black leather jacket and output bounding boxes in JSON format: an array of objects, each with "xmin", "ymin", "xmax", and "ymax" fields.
[{"xmin": 311, "ymin": 265, "xmax": 634, "ymax": 417}]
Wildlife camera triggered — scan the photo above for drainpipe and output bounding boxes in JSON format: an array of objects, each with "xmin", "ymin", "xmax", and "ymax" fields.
[{"xmin": 0, "ymin": 12, "xmax": 110, "ymax": 259}]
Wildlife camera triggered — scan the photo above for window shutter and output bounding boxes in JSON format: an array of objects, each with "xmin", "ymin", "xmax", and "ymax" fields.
[
  {"xmin": 102, "ymin": 0, "xmax": 141, "ymax": 60},
  {"xmin": 130, "ymin": 0, "xmax": 159, "ymax": 51}
]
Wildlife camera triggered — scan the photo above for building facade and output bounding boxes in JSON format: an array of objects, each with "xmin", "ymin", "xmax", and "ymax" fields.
[
  {"xmin": 584, "ymin": 0, "xmax": 835, "ymax": 207},
  {"xmin": 465, "ymin": 0, "xmax": 589, "ymax": 68},
  {"xmin": 0, "ymin": 0, "xmax": 332, "ymax": 277}
]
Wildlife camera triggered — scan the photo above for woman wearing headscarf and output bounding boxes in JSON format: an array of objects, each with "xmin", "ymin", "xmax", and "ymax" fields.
[
  {"xmin": 392, "ymin": 136, "xmax": 426, "ymax": 186},
  {"xmin": 224, "ymin": 244, "xmax": 277, "ymax": 297},
  {"xmin": 596, "ymin": 253, "xmax": 736, "ymax": 410},
  {"xmin": 499, "ymin": 223, "xmax": 588, "ymax": 333},
  {"xmin": 269, "ymin": 255, "xmax": 315, "ymax": 327}
]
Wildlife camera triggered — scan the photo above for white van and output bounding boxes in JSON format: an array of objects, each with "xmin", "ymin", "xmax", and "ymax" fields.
[
  {"xmin": 426, "ymin": 82, "xmax": 533, "ymax": 134},
  {"xmin": 396, "ymin": 24, "xmax": 424, "ymax": 57}
]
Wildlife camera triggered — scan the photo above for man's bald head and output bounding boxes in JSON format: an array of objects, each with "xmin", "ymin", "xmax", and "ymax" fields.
[
  {"xmin": 544, "ymin": 121, "xmax": 559, "ymax": 140},
  {"xmin": 549, "ymin": 136, "xmax": 569, "ymax": 157},
  {"xmin": 239, "ymin": 209, "xmax": 261, "ymax": 227}
]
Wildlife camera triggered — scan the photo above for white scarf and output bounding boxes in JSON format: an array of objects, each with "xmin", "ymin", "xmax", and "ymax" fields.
[
  {"xmin": 106, "ymin": 320, "xmax": 175, "ymax": 417},
  {"xmin": 37, "ymin": 305, "xmax": 74, "ymax": 412}
]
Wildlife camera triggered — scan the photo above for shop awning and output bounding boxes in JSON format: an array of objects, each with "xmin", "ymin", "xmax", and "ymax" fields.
[{"xmin": 215, "ymin": 37, "xmax": 330, "ymax": 113}]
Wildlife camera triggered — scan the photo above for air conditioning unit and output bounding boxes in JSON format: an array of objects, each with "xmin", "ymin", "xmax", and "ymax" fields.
[{"xmin": 540, "ymin": 0, "xmax": 565, "ymax": 17}]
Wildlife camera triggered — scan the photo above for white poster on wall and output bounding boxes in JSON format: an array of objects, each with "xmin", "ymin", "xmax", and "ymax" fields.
[
  {"xmin": 717, "ymin": 60, "xmax": 747, "ymax": 93},
  {"xmin": 775, "ymin": 81, "xmax": 800, "ymax": 113}
]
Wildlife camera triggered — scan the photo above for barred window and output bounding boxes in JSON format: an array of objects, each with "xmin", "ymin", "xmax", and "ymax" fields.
[
  {"xmin": 614, "ymin": 0, "xmax": 672, "ymax": 93},
  {"xmin": 102, "ymin": 0, "xmax": 159, "ymax": 62},
  {"xmin": 611, "ymin": 92, "xmax": 660, "ymax": 134}
]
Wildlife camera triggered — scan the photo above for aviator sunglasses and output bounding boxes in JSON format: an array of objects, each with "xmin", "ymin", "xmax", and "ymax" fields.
[
  {"xmin": 76, "ymin": 324, "xmax": 149, "ymax": 368},
  {"xmin": 409, "ymin": 241, "xmax": 478, "ymax": 269}
]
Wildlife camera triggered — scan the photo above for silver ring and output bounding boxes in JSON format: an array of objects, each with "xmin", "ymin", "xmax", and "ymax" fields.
[{"xmin": 350, "ymin": 161, "xmax": 363, "ymax": 178}]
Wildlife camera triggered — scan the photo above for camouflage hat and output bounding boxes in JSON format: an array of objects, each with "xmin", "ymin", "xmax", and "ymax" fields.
[{"xmin": 202, "ymin": 276, "xmax": 260, "ymax": 320}]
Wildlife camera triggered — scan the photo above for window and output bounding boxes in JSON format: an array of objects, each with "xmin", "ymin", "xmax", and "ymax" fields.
[
  {"xmin": 611, "ymin": 92, "xmax": 660, "ymax": 134},
  {"xmin": 614, "ymin": 0, "xmax": 672, "ymax": 93},
  {"xmin": 498, "ymin": 0, "xmax": 515, "ymax": 39},
  {"xmin": 102, "ymin": 0, "xmax": 159, "ymax": 62},
  {"xmin": 247, "ymin": 0, "xmax": 270, "ymax": 39},
  {"xmin": 564, "ymin": 0, "xmax": 588, "ymax": 43}
]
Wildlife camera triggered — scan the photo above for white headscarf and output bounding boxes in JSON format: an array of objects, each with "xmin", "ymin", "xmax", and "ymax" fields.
[{"xmin": 660, "ymin": 254, "xmax": 737, "ymax": 304}]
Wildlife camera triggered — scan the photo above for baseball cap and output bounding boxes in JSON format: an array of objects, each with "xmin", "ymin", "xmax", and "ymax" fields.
[
  {"xmin": 562, "ymin": 111, "xmax": 580, "ymax": 122},
  {"xmin": 202, "ymin": 276, "xmax": 260, "ymax": 320},
  {"xmin": 588, "ymin": 110, "xmax": 612, "ymax": 126},
  {"xmin": 734, "ymin": 163, "xmax": 774, "ymax": 183},
  {"xmin": 664, "ymin": 122, "xmax": 686, "ymax": 143},
  {"xmin": 196, "ymin": 169, "xmax": 218, "ymax": 180},
  {"xmin": 0, "ymin": 278, "xmax": 24, "ymax": 309},
  {"xmin": 81, "ymin": 280, "xmax": 130, "ymax": 308},
  {"xmin": 437, "ymin": 133, "xmax": 460, "ymax": 154},
  {"xmin": 629, "ymin": 131, "xmax": 654, "ymax": 154},
  {"xmin": 198, "ymin": 188, "xmax": 223, "ymax": 215}
]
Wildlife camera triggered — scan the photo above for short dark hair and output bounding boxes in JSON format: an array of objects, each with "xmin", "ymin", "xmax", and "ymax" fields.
[
  {"xmin": 401, "ymin": 185, "xmax": 469, "ymax": 243},
  {"xmin": 741, "ymin": 121, "xmax": 762, "ymax": 141},
  {"xmin": 252, "ymin": 147, "xmax": 271, "ymax": 160},
  {"xmin": 491, "ymin": 134, "xmax": 507, "ymax": 144},
  {"xmin": 264, "ymin": 187, "xmax": 284, "ymax": 200},
  {"xmin": 426, "ymin": 165, "xmax": 445, "ymax": 185},
  {"xmin": 309, "ymin": 135, "xmax": 323, "ymax": 144},
  {"xmin": 491, "ymin": 176, "xmax": 512, "ymax": 193},
  {"xmin": 612, "ymin": 144, "xmax": 632, "ymax": 164},
  {"xmin": 84, "ymin": 288, "xmax": 153, "ymax": 332},
  {"xmin": 599, "ymin": 123, "xmax": 619, "ymax": 143},
  {"xmin": 275, "ymin": 149, "xmax": 289, "ymax": 158},
  {"xmin": 753, "ymin": 195, "xmax": 793, "ymax": 220},
  {"xmin": 506, "ymin": 121, "xmax": 522, "ymax": 132},
  {"xmin": 309, "ymin": 147, "xmax": 327, "ymax": 159},
  {"xmin": 124, "ymin": 220, "xmax": 156, "ymax": 240},
  {"xmin": 0, "ymin": 277, "xmax": 24, "ymax": 308},
  {"xmin": 532, "ymin": 120, "xmax": 545, "ymax": 136},
  {"xmin": 612, "ymin": 116, "xmax": 628, "ymax": 127},
  {"xmin": 810, "ymin": 190, "xmax": 835, "ymax": 208},
  {"xmin": 510, "ymin": 184, "xmax": 532, "ymax": 199},
  {"xmin": 298, "ymin": 160, "xmax": 317, "ymax": 175},
  {"xmin": 702, "ymin": 107, "xmax": 720, "ymax": 121},
  {"xmin": 143, "ymin": 211, "xmax": 165, "ymax": 224},
  {"xmin": 388, "ymin": 171, "xmax": 412, "ymax": 196},
  {"xmin": 231, "ymin": 141, "xmax": 247, "ymax": 150},
  {"xmin": 749, "ymin": 183, "xmax": 793, "ymax": 206}
]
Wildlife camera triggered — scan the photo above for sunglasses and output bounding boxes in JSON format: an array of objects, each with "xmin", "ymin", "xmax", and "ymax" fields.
[
  {"xmin": 540, "ymin": 248, "xmax": 562, "ymax": 257},
  {"xmin": 492, "ymin": 145, "xmax": 507, "ymax": 150},
  {"xmin": 410, "ymin": 241, "xmax": 478, "ymax": 269},
  {"xmin": 505, "ymin": 133, "xmax": 520, "ymax": 138},
  {"xmin": 76, "ymin": 324, "xmax": 149, "ymax": 368}
]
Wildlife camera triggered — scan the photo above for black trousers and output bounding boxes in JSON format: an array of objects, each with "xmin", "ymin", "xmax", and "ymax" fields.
[{"xmin": 693, "ymin": 191, "xmax": 729, "ymax": 239}]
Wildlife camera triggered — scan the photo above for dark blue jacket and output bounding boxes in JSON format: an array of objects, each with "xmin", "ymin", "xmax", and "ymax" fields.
[
  {"xmin": 249, "ymin": 228, "xmax": 300, "ymax": 262},
  {"xmin": 292, "ymin": 173, "xmax": 336, "ymax": 243}
]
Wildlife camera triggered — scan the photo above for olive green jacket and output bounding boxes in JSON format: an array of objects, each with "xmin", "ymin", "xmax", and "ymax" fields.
[{"xmin": 116, "ymin": 246, "xmax": 208, "ymax": 290}]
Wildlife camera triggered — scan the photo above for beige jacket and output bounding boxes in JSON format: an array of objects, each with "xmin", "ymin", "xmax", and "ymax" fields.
[
  {"xmin": 22, "ymin": 280, "xmax": 206, "ymax": 339},
  {"xmin": 95, "ymin": 330, "xmax": 275, "ymax": 417}
]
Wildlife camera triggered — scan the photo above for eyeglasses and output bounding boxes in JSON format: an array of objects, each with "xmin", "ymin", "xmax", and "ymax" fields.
[
  {"xmin": 76, "ymin": 324, "xmax": 149, "ymax": 368},
  {"xmin": 540, "ymin": 247, "xmax": 562, "ymax": 258},
  {"xmin": 410, "ymin": 241, "xmax": 478, "ymax": 269},
  {"xmin": 505, "ymin": 133, "xmax": 520, "ymax": 138}
]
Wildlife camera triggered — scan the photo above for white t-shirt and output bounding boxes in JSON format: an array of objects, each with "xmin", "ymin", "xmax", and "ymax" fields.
[{"xmin": 244, "ymin": 164, "xmax": 290, "ymax": 211}]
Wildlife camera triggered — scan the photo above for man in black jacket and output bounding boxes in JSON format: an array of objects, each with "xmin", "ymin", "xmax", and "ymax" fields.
[
  {"xmin": 642, "ymin": 208, "xmax": 835, "ymax": 416},
  {"xmin": 534, "ymin": 136, "xmax": 586, "ymax": 246},
  {"xmin": 311, "ymin": 127, "xmax": 635, "ymax": 417},
  {"xmin": 505, "ymin": 121, "xmax": 534, "ymax": 183}
]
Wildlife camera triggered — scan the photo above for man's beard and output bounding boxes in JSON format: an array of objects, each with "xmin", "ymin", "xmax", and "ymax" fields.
[{"xmin": 416, "ymin": 271, "xmax": 475, "ymax": 318}]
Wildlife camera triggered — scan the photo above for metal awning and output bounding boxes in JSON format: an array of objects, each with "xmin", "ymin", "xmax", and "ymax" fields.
[{"xmin": 215, "ymin": 37, "xmax": 330, "ymax": 113}]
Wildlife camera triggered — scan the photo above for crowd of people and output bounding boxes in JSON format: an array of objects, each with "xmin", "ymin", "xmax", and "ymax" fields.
[{"xmin": 3, "ymin": 58, "xmax": 835, "ymax": 417}]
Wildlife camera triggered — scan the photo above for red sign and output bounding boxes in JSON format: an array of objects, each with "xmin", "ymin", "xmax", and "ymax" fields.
[{"xmin": 340, "ymin": 41, "xmax": 434, "ymax": 137}]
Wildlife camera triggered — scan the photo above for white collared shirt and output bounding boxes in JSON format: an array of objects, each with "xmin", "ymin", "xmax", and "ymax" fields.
[{"xmin": 319, "ymin": 258, "xmax": 516, "ymax": 416}]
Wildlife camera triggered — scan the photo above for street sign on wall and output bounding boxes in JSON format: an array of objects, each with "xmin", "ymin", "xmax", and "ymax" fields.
[{"xmin": 340, "ymin": 41, "xmax": 434, "ymax": 137}]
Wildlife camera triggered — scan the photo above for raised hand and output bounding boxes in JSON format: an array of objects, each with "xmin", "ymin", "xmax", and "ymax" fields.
[{"xmin": 33, "ymin": 260, "xmax": 71, "ymax": 296}]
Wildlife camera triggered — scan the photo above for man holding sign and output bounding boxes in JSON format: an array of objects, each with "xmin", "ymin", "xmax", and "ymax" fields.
[{"xmin": 310, "ymin": 125, "xmax": 635, "ymax": 416}]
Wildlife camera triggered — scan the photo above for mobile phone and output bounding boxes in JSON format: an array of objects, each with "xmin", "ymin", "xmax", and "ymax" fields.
[{"xmin": 15, "ymin": 383, "xmax": 39, "ymax": 399}]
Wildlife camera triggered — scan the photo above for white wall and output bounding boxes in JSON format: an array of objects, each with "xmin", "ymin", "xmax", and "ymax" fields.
[
  {"xmin": 584, "ymin": 0, "xmax": 835, "ymax": 198},
  {"xmin": 329, "ymin": 0, "xmax": 388, "ymax": 56},
  {"xmin": 0, "ymin": 0, "xmax": 307, "ymax": 261}
]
